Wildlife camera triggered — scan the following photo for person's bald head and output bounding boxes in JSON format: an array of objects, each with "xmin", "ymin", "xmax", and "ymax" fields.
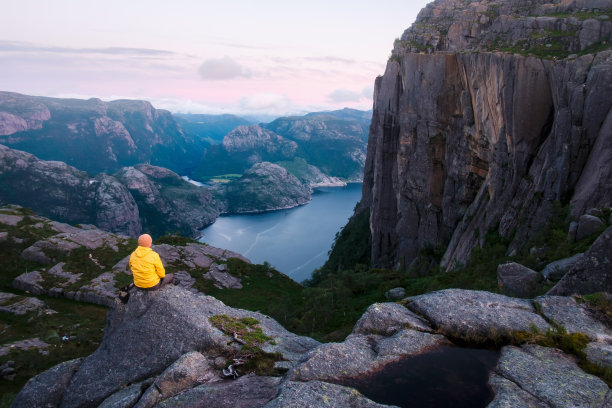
[{"xmin": 138, "ymin": 234, "xmax": 152, "ymax": 248}]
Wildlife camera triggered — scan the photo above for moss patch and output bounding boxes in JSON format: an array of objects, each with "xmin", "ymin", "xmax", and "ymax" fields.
[
  {"xmin": 209, "ymin": 314, "xmax": 282, "ymax": 376},
  {"xmin": 511, "ymin": 324, "xmax": 611, "ymax": 387}
]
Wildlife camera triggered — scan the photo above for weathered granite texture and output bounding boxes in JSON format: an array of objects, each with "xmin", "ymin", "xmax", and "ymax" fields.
[
  {"xmin": 27, "ymin": 286, "xmax": 320, "ymax": 408},
  {"xmin": 359, "ymin": 0, "xmax": 612, "ymax": 271},
  {"xmin": 263, "ymin": 380, "xmax": 397, "ymax": 408},
  {"xmin": 535, "ymin": 295, "xmax": 612, "ymax": 342},
  {"xmin": 9, "ymin": 358, "xmax": 83, "ymax": 408},
  {"xmin": 497, "ymin": 262, "xmax": 543, "ymax": 298},
  {"xmin": 490, "ymin": 345, "xmax": 611, "ymax": 407},
  {"xmin": 548, "ymin": 225, "xmax": 612, "ymax": 295},
  {"xmin": 406, "ymin": 289, "xmax": 550, "ymax": 342},
  {"xmin": 0, "ymin": 144, "xmax": 141, "ymax": 237}
]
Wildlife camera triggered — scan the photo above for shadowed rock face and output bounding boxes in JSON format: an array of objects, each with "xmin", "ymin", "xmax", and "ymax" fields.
[
  {"xmin": 0, "ymin": 144, "xmax": 141, "ymax": 237},
  {"xmin": 0, "ymin": 145, "xmax": 221, "ymax": 237},
  {"xmin": 218, "ymin": 162, "xmax": 312, "ymax": 213},
  {"xmin": 360, "ymin": 0, "xmax": 612, "ymax": 271}
]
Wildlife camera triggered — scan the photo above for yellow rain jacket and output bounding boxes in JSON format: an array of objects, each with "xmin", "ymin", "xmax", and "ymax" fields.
[{"xmin": 129, "ymin": 246, "xmax": 166, "ymax": 288}]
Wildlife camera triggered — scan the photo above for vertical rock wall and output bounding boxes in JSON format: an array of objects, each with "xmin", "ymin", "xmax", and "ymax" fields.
[{"xmin": 362, "ymin": 0, "xmax": 612, "ymax": 271}]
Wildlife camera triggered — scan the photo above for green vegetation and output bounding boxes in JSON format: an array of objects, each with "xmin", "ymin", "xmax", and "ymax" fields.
[
  {"xmin": 543, "ymin": 9, "xmax": 612, "ymax": 21},
  {"xmin": 512, "ymin": 324, "xmax": 612, "ymax": 387},
  {"xmin": 307, "ymin": 208, "xmax": 371, "ymax": 286},
  {"xmin": 193, "ymin": 258, "xmax": 304, "ymax": 331},
  {"xmin": 207, "ymin": 174, "xmax": 243, "ymax": 183},
  {"xmin": 0, "ymin": 295, "xmax": 107, "ymax": 404},
  {"xmin": 276, "ymin": 157, "xmax": 314, "ymax": 181},
  {"xmin": 155, "ymin": 235, "xmax": 200, "ymax": 246},
  {"xmin": 209, "ymin": 314, "xmax": 283, "ymax": 376}
]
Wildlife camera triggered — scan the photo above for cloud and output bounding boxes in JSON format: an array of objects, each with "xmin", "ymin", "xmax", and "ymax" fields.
[
  {"xmin": 239, "ymin": 93, "xmax": 292, "ymax": 113},
  {"xmin": 327, "ymin": 88, "xmax": 363, "ymax": 103},
  {"xmin": 197, "ymin": 56, "xmax": 251, "ymax": 80},
  {"xmin": 0, "ymin": 41, "xmax": 176, "ymax": 57},
  {"xmin": 362, "ymin": 85, "xmax": 374, "ymax": 99}
]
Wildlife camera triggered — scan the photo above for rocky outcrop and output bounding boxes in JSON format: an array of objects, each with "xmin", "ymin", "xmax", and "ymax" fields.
[
  {"xmin": 16, "ymin": 285, "xmax": 320, "ymax": 408},
  {"xmin": 222, "ymin": 125, "xmax": 297, "ymax": 158},
  {"xmin": 535, "ymin": 295, "xmax": 612, "ymax": 342},
  {"xmin": 490, "ymin": 345, "xmax": 611, "ymax": 407},
  {"xmin": 11, "ymin": 283, "xmax": 612, "ymax": 408},
  {"xmin": 540, "ymin": 253, "xmax": 583, "ymax": 281},
  {"xmin": 264, "ymin": 380, "xmax": 394, "ymax": 408},
  {"xmin": 203, "ymin": 263, "xmax": 243, "ymax": 289},
  {"xmin": 219, "ymin": 162, "xmax": 312, "ymax": 213},
  {"xmin": 0, "ymin": 92, "xmax": 206, "ymax": 175},
  {"xmin": 548, "ymin": 225, "xmax": 612, "ymax": 295},
  {"xmin": 10, "ymin": 358, "xmax": 83, "ymax": 408},
  {"xmin": 360, "ymin": 0, "xmax": 612, "ymax": 271},
  {"xmin": 0, "ymin": 145, "xmax": 222, "ymax": 237},
  {"xmin": 0, "ymin": 144, "xmax": 141, "ymax": 236},
  {"xmin": 497, "ymin": 262, "xmax": 544, "ymax": 298},
  {"xmin": 405, "ymin": 289, "xmax": 550, "ymax": 342},
  {"xmin": 2, "ymin": 206, "xmax": 250, "ymax": 307},
  {"xmin": 115, "ymin": 164, "xmax": 220, "ymax": 237}
]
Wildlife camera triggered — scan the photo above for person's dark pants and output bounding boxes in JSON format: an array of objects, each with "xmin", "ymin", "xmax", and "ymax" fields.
[{"xmin": 138, "ymin": 274, "xmax": 174, "ymax": 291}]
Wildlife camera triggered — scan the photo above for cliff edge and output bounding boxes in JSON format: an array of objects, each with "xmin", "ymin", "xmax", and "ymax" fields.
[{"xmin": 361, "ymin": 0, "xmax": 612, "ymax": 271}]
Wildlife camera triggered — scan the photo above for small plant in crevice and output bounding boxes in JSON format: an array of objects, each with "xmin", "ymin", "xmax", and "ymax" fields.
[
  {"xmin": 209, "ymin": 314, "xmax": 284, "ymax": 377},
  {"xmin": 511, "ymin": 324, "xmax": 611, "ymax": 387}
]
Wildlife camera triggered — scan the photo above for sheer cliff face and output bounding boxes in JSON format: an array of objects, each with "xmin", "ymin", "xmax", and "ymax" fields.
[{"xmin": 362, "ymin": 0, "xmax": 612, "ymax": 270}]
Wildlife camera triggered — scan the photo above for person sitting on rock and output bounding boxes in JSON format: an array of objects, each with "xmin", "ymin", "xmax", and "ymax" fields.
[{"xmin": 129, "ymin": 234, "xmax": 173, "ymax": 290}]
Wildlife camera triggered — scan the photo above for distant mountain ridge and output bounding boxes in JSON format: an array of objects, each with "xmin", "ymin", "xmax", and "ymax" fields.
[
  {"xmin": 173, "ymin": 113, "xmax": 253, "ymax": 144},
  {"xmin": 0, "ymin": 92, "xmax": 370, "ymax": 183},
  {"xmin": 193, "ymin": 108, "xmax": 370, "ymax": 181},
  {"xmin": 0, "ymin": 91, "xmax": 207, "ymax": 175}
]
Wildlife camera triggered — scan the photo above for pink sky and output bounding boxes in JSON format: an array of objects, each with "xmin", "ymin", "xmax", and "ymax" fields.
[{"xmin": 0, "ymin": 0, "xmax": 430, "ymax": 116}]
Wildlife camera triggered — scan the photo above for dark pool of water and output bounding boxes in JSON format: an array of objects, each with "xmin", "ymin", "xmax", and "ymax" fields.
[{"xmin": 340, "ymin": 346, "xmax": 500, "ymax": 408}]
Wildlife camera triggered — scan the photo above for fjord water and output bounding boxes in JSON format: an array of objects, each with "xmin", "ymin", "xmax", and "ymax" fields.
[{"xmin": 200, "ymin": 183, "xmax": 362, "ymax": 282}]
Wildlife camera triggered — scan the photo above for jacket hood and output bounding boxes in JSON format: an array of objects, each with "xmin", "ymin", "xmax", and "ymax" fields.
[{"xmin": 133, "ymin": 246, "xmax": 153, "ymax": 258}]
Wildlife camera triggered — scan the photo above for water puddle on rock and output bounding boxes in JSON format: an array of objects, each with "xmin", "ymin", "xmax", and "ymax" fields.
[{"xmin": 340, "ymin": 346, "xmax": 500, "ymax": 408}]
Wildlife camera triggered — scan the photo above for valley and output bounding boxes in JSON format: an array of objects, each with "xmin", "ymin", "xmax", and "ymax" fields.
[{"xmin": 1, "ymin": 0, "xmax": 612, "ymax": 406}]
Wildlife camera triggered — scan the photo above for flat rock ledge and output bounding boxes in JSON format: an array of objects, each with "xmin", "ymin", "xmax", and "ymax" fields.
[
  {"xmin": 489, "ymin": 345, "xmax": 611, "ymax": 408},
  {"xmin": 288, "ymin": 330, "xmax": 450, "ymax": 383},
  {"xmin": 535, "ymin": 295, "xmax": 612, "ymax": 342},
  {"xmin": 263, "ymin": 380, "xmax": 398, "ymax": 408},
  {"xmin": 405, "ymin": 289, "xmax": 551, "ymax": 342}
]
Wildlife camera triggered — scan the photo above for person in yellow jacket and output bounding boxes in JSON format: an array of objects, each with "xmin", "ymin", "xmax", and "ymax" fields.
[{"xmin": 129, "ymin": 234, "xmax": 174, "ymax": 290}]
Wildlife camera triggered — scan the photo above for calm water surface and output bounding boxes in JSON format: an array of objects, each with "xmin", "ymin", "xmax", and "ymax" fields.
[
  {"xmin": 342, "ymin": 346, "xmax": 500, "ymax": 408},
  {"xmin": 199, "ymin": 183, "xmax": 362, "ymax": 282}
]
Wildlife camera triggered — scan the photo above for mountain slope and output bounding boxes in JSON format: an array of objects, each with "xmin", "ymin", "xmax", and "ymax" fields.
[
  {"xmin": 0, "ymin": 92, "xmax": 207, "ymax": 175},
  {"xmin": 0, "ymin": 144, "xmax": 220, "ymax": 237}
]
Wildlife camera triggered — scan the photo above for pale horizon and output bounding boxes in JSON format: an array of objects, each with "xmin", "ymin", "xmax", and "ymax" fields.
[{"xmin": 0, "ymin": 1, "xmax": 430, "ymax": 116}]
